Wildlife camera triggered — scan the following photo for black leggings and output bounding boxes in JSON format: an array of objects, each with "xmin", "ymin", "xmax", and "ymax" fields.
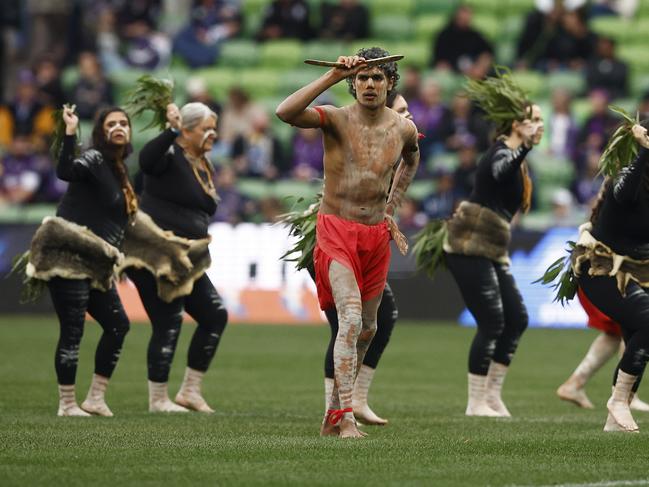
[
  {"xmin": 127, "ymin": 268, "xmax": 228, "ymax": 383},
  {"xmin": 323, "ymin": 283, "xmax": 398, "ymax": 379},
  {"xmin": 578, "ymin": 267, "xmax": 649, "ymax": 384},
  {"xmin": 445, "ymin": 253, "xmax": 528, "ymax": 375},
  {"xmin": 48, "ymin": 277, "xmax": 130, "ymax": 385}
]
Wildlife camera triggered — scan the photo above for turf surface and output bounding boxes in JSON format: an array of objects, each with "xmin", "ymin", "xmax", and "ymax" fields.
[{"xmin": 1, "ymin": 317, "xmax": 649, "ymax": 486}]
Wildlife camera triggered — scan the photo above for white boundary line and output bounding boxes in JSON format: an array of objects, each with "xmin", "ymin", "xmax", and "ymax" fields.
[{"xmin": 507, "ymin": 480, "xmax": 649, "ymax": 487}]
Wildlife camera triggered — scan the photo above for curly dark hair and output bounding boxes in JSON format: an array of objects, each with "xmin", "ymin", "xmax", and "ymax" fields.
[{"xmin": 346, "ymin": 46, "xmax": 400, "ymax": 99}]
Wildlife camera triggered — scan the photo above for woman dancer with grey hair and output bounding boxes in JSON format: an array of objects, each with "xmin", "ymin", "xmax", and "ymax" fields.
[{"xmin": 125, "ymin": 102, "xmax": 228, "ymax": 413}]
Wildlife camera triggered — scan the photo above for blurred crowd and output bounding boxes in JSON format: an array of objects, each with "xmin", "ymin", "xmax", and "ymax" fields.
[{"xmin": 0, "ymin": 0, "xmax": 644, "ymax": 227}]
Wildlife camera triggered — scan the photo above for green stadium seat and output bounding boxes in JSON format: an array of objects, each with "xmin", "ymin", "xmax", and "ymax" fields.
[
  {"xmin": 61, "ymin": 67, "xmax": 79, "ymax": 93},
  {"xmin": 260, "ymin": 40, "xmax": 303, "ymax": 68},
  {"xmin": 529, "ymin": 155, "xmax": 574, "ymax": 187},
  {"xmin": 407, "ymin": 180, "xmax": 436, "ymax": 201},
  {"xmin": 619, "ymin": 44, "xmax": 649, "ymax": 73},
  {"xmin": 424, "ymin": 69, "xmax": 463, "ymax": 101},
  {"xmin": 391, "ymin": 42, "xmax": 429, "ymax": 69},
  {"xmin": 303, "ymin": 41, "xmax": 345, "ymax": 64},
  {"xmin": 591, "ymin": 16, "xmax": 634, "ymax": 43},
  {"xmin": 465, "ymin": 0, "xmax": 502, "ymax": 15},
  {"xmin": 505, "ymin": 0, "xmax": 535, "ymax": 16},
  {"xmin": 243, "ymin": 12, "xmax": 263, "ymax": 38},
  {"xmin": 571, "ymin": 97, "xmax": 592, "ymax": 126},
  {"xmin": 631, "ymin": 73, "xmax": 649, "ymax": 98},
  {"xmin": 371, "ymin": 15, "xmax": 413, "ymax": 41},
  {"xmin": 278, "ymin": 69, "xmax": 320, "ymax": 94},
  {"xmin": 271, "ymin": 180, "xmax": 319, "ymax": 202},
  {"xmin": 511, "ymin": 70, "xmax": 545, "ymax": 98},
  {"xmin": 415, "ymin": 15, "xmax": 446, "ymax": 41},
  {"xmin": 501, "ymin": 15, "xmax": 524, "ymax": 42},
  {"xmin": 547, "ymin": 71, "xmax": 585, "ymax": 96},
  {"xmin": 472, "ymin": 14, "xmax": 500, "ymax": 41},
  {"xmin": 219, "ymin": 40, "xmax": 260, "ymax": 68},
  {"xmin": 364, "ymin": 0, "xmax": 414, "ymax": 17},
  {"xmin": 496, "ymin": 41, "xmax": 516, "ymax": 66},
  {"xmin": 195, "ymin": 68, "xmax": 238, "ymax": 99},
  {"xmin": 238, "ymin": 69, "xmax": 280, "ymax": 98},
  {"xmin": 414, "ymin": 0, "xmax": 456, "ymax": 15},
  {"xmin": 238, "ymin": 178, "xmax": 273, "ymax": 200}
]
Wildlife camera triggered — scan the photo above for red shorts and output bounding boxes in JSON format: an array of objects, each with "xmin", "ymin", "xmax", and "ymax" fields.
[
  {"xmin": 313, "ymin": 213, "xmax": 391, "ymax": 311},
  {"xmin": 577, "ymin": 287, "xmax": 622, "ymax": 336}
]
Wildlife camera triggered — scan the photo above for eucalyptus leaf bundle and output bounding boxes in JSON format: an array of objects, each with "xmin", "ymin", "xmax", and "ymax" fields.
[
  {"xmin": 51, "ymin": 103, "xmax": 80, "ymax": 160},
  {"xmin": 412, "ymin": 220, "xmax": 448, "ymax": 279},
  {"xmin": 278, "ymin": 195, "xmax": 321, "ymax": 271},
  {"xmin": 124, "ymin": 75, "xmax": 174, "ymax": 132},
  {"xmin": 598, "ymin": 105, "xmax": 639, "ymax": 178},
  {"xmin": 464, "ymin": 66, "xmax": 530, "ymax": 135},
  {"xmin": 7, "ymin": 250, "xmax": 46, "ymax": 303},
  {"xmin": 533, "ymin": 241, "xmax": 578, "ymax": 305}
]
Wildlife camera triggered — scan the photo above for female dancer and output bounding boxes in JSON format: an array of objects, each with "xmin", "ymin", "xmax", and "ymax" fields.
[
  {"xmin": 125, "ymin": 102, "xmax": 228, "ymax": 413},
  {"xmin": 27, "ymin": 105, "xmax": 136, "ymax": 416},
  {"xmin": 442, "ymin": 72, "xmax": 544, "ymax": 417},
  {"xmin": 570, "ymin": 123, "xmax": 649, "ymax": 432}
]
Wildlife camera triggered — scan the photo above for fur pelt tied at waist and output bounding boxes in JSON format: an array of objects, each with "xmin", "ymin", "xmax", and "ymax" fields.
[
  {"xmin": 118, "ymin": 210, "xmax": 212, "ymax": 303},
  {"xmin": 442, "ymin": 201, "xmax": 511, "ymax": 265},
  {"xmin": 26, "ymin": 216, "xmax": 123, "ymax": 291},
  {"xmin": 571, "ymin": 223, "xmax": 649, "ymax": 296}
]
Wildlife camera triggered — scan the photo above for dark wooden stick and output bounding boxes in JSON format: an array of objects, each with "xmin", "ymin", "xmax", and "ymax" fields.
[{"xmin": 304, "ymin": 55, "xmax": 404, "ymax": 68}]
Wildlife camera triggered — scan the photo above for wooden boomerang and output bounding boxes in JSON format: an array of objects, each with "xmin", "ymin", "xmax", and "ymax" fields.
[{"xmin": 304, "ymin": 55, "xmax": 404, "ymax": 68}]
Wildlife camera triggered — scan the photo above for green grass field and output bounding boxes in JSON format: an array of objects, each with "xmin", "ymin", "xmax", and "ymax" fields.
[{"xmin": 2, "ymin": 317, "xmax": 649, "ymax": 487}]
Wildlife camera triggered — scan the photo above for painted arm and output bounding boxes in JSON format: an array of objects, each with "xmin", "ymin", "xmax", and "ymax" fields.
[
  {"xmin": 491, "ymin": 144, "xmax": 531, "ymax": 182},
  {"xmin": 56, "ymin": 135, "xmax": 90, "ymax": 181},
  {"xmin": 275, "ymin": 56, "xmax": 366, "ymax": 128}
]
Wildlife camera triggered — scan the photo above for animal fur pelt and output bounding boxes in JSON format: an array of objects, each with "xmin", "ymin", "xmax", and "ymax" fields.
[
  {"xmin": 443, "ymin": 201, "xmax": 511, "ymax": 265},
  {"xmin": 27, "ymin": 216, "xmax": 123, "ymax": 291},
  {"xmin": 572, "ymin": 223, "xmax": 649, "ymax": 297},
  {"xmin": 119, "ymin": 211, "xmax": 211, "ymax": 302}
]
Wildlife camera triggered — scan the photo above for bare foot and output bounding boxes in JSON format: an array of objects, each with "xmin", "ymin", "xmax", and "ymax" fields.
[
  {"xmin": 319, "ymin": 420, "xmax": 340, "ymax": 437},
  {"xmin": 354, "ymin": 404, "xmax": 388, "ymax": 426},
  {"xmin": 557, "ymin": 381, "xmax": 594, "ymax": 409},
  {"xmin": 339, "ymin": 418, "xmax": 365, "ymax": 438},
  {"xmin": 606, "ymin": 398, "xmax": 639, "ymax": 433}
]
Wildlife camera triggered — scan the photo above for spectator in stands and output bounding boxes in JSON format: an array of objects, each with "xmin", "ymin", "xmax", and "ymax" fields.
[
  {"xmin": 574, "ymin": 89, "xmax": 617, "ymax": 173},
  {"xmin": 396, "ymin": 197, "xmax": 426, "ymax": 233},
  {"xmin": 430, "ymin": 4, "xmax": 493, "ymax": 75},
  {"xmin": 571, "ymin": 146, "xmax": 604, "ymax": 207},
  {"xmin": 550, "ymin": 187, "xmax": 580, "ymax": 226},
  {"xmin": 589, "ymin": 0, "xmax": 638, "ymax": 19},
  {"xmin": 318, "ymin": 0, "xmax": 369, "ymax": 41},
  {"xmin": 0, "ymin": 69, "xmax": 54, "ymax": 150},
  {"xmin": 219, "ymin": 87, "xmax": 265, "ymax": 149},
  {"xmin": 291, "ymin": 127, "xmax": 324, "ymax": 181},
  {"xmin": 408, "ymin": 78, "xmax": 448, "ymax": 161},
  {"xmin": 439, "ymin": 93, "xmax": 491, "ymax": 153},
  {"xmin": 585, "ymin": 36, "xmax": 629, "ymax": 100},
  {"xmin": 257, "ymin": 0, "xmax": 313, "ymax": 42},
  {"xmin": 70, "ymin": 51, "xmax": 114, "ymax": 121},
  {"xmin": 453, "ymin": 143, "xmax": 478, "ymax": 200},
  {"xmin": 231, "ymin": 111, "xmax": 285, "ymax": 180},
  {"xmin": 212, "ymin": 165, "xmax": 255, "ymax": 224},
  {"xmin": 186, "ymin": 76, "xmax": 222, "ymax": 117},
  {"xmin": 400, "ymin": 66, "xmax": 422, "ymax": 103},
  {"xmin": 638, "ymin": 90, "xmax": 649, "ymax": 121},
  {"xmin": 543, "ymin": 9, "xmax": 597, "ymax": 71},
  {"xmin": 421, "ymin": 167, "xmax": 456, "ymax": 219},
  {"xmin": 546, "ymin": 88, "xmax": 579, "ymax": 160},
  {"xmin": 0, "ymin": 135, "xmax": 48, "ymax": 204},
  {"xmin": 34, "ymin": 57, "xmax": 65, "ymax": 107},
  {"xmin": 96, "ymin": 2, "xmax": 170, "ymax": 72},
  {"xmin": 173, "ymin": 0, "xmax": 242, "ymax": 68},
  {"xmin": 25, "ymin": 0, "xmax": 72, "ymax": 65}
]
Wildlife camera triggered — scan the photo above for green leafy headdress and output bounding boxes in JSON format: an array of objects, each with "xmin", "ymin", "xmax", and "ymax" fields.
[
  {"xmin": 598, "ymin": 106, "xmax": 640, "ymax": 178},
  {"xmin": 124, "ymin": 75, "xmax": 174, "ymax": 132},
  {"xmin": 464, "ymin": 66, "xmax": 531, "ymax": 135}
]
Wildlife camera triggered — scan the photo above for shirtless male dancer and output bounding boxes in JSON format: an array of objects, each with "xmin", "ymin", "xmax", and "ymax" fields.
[{"xmin": 276, "ymin": 47, "xmax": 420, "ymax": 438}]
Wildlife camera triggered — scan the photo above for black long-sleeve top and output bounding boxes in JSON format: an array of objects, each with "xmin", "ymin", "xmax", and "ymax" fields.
[
  {"xmin": 592, "ymin": 148, "xmax": 649, "ymax": 260},
  {"xmin": 56, "ymin": 135, "xmax": 128, "ymax": 248},
  {"xmin": 469, "ymin": 140, "xmax": 531, "ymax": 222},
  {"xmin": 138, "ymin": 129, "xmax": 218, "ymax": 239}
]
